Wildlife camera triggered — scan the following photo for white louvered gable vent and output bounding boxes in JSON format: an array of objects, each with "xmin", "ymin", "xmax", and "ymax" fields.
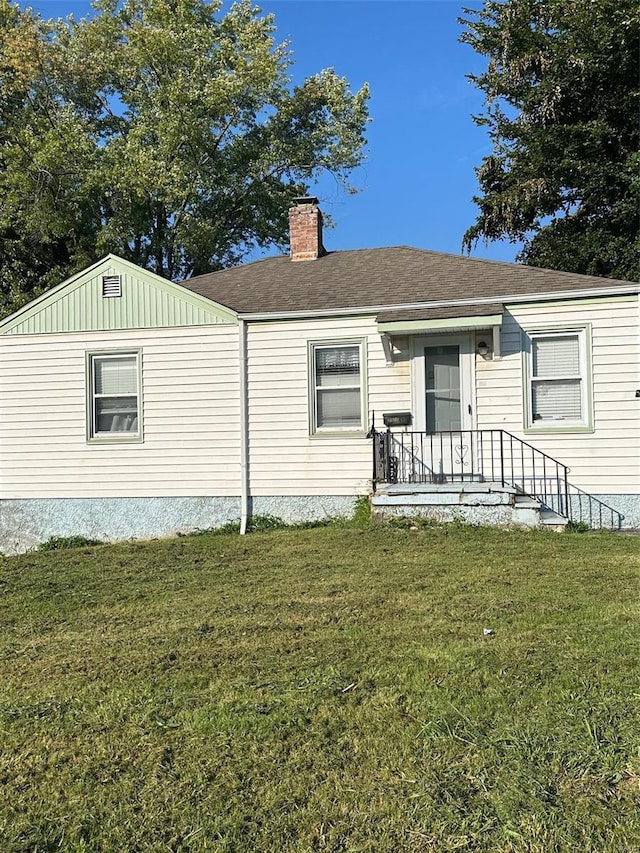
[{"xmin": 101, "ymin": 275, "xmax": 122, "ymax": 298}]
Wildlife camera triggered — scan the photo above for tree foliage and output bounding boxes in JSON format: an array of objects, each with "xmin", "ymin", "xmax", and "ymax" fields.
[
  {"xmin": 0, "ymin": 0, "xmax": 369, "ymax": 315},
  {"xmin": 460, "ymin": 0, "xmax": 639, "ymax": 280}
]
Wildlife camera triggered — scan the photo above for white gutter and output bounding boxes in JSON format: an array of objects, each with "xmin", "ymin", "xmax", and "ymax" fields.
[
  {"xmin": 238, "ymin": 318, "xmax": 249, "ymax": 535},
  {"xmin": 237, "ymin": 285, "xmax": 638, "ymax": 322}
]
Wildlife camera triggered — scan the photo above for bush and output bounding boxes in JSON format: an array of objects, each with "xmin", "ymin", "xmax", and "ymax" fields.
[
  {"xmin": 37, "ymin": 535, "xmax": 104, "ymax": 551},
  {"xmin": 566, "ymin": 519, "xmax": 592, "ymax": 533}
]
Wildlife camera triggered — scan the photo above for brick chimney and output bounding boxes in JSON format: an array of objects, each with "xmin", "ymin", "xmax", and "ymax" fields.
[{"xmin": 288, "ymin": 196, "xmax": 325, "ymax": 261}]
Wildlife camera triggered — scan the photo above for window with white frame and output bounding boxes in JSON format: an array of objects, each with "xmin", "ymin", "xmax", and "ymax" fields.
[
  {"xmin": 88, "ymin": 352, "xmax": 141, "ymax": 440},
  {"xmin": 526, "ymin": 330, "xmax": 589, "ymax": 428},
  {"xmin": 310, "ymin": 341, "xmax": 364, "ymax": 433}
]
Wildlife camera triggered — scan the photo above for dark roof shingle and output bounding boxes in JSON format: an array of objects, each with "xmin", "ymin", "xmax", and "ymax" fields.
[{"xmin": 180, "ymin": 247, "xmax": 637, "ymax": 315}]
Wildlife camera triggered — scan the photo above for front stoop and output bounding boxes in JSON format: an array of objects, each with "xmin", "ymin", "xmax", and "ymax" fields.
[{"xmin": 371, "ymin": 482, "xmax": 568, "ymax": 529}]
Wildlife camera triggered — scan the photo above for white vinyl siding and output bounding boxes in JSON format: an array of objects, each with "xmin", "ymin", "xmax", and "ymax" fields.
[
  {"xmin": 2, "ymin": 296, "xmax": 636, "ymax": 507},
  {"xmin": 89, "ymin": 352, "xmax": 141, "ymax": 439},
  {"xmin": 246, "ymin": 317, "xmax": 410, "ymax": 496},
  {"xmin": 474, "ymin": 297, "xmax": 640, "ymax": 494},
  {"xmin": 527, "ymin": 331, "xmax": 587, "ymax": 427},
  {"xmin": 310, "ymin": 341, "xmax": 364, "ymax": 433},
  {"xmin": 0, "ymin": 326, "xmax": 240, "ymax": 498}
]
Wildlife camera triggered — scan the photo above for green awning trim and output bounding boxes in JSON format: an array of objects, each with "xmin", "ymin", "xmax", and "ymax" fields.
[{"xmin": 377, "ymin": 313, "xmax": 503, "ymax": 333}]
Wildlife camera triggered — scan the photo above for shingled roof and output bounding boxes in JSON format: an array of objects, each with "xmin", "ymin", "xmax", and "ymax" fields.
[{"xmin": 180, "ymin": 247, "xmax": 637, "ymax": 317}]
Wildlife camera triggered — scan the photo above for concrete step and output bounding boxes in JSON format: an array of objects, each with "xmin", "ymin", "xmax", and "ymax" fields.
[
  {"xmin": 376, "ymin": 481, "xmax": 517, "ymax": 496},
  {"xmin": 539, "ymin": 508, "xmax": 569, "ymax": 528},
  {"xmin": 512, "ymin": 496, "xmax": 542, "ymax": 510},
  {"xmin": 371, "ymin": 482, "xmax": 572, "ymax": 530},
  {"xmin": 373, "ymin": 490, "xmax": 512, "ymax": 508}
]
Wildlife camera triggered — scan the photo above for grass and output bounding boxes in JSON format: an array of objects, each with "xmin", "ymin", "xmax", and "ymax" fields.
[{"xmin": 0, "ymin": 523, "xmax": 638, "ymax": 852}]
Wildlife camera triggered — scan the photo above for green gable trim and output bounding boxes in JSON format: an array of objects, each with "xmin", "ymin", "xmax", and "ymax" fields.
[
  {"xmin": 0, "ymin": 255, "xmax": 237, "ymax": 335},
  {"xmin": 377, "ymin": 314, "xmax": 503, "ymax": 334}
]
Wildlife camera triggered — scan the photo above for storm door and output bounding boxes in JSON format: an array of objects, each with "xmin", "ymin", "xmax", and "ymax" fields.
[
  {"xmin": 425, "ymin": 345, "xmax": 462, "ymax": 432},
  {"xmin": 412, "ymin": 335, "xmax": 474, "ymax": 481}
]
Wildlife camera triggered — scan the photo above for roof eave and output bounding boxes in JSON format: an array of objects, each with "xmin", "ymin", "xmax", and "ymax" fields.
[{"xmin": 236, "ymin": 283, "xmax": 639, "ymax": 321}]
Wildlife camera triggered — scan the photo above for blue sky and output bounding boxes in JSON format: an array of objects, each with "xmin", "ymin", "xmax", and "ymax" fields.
[{"xmin": 20, "ymin": 0, "xmax": 522, "ymax": 263}]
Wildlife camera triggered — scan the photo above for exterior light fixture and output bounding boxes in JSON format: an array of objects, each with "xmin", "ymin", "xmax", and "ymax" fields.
[{"xmin": 476, "ymin": 340, "xmax": 491, "ymax": 357}]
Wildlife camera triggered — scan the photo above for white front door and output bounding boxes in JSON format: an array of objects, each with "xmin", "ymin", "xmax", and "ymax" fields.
[{"xmin": 412, "ymin": 334, "xmax": 475, "ymax": 479}]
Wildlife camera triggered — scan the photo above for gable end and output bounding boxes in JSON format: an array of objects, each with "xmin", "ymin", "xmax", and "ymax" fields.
[{"xmin": 0, "ymin": 256, "xmax": 237, "ymax": 335}]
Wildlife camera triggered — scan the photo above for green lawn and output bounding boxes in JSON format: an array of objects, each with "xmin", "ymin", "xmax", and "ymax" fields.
[{"xmin": 0, "ymin": 524, "xmax": 639, "ymax": 852}]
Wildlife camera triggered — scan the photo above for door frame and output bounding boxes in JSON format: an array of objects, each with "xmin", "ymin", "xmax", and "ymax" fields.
[{"xmin": 411, "ymin": 333, "xmax": 475, "ymax": 433}]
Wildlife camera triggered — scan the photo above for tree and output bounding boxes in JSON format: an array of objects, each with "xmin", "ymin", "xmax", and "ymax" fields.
[
  {"xmin": 0, "ymin": 0, "xmax": 369, "ymax": 316},
  {"xmin": 460, "ymin": 0, "xmax": 639, "ymax": 280}
]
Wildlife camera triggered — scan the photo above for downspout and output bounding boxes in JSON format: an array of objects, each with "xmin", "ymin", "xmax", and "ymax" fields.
[{"xmin": 239, "ymin": 318, "xmax": 249, "ymax": 535}]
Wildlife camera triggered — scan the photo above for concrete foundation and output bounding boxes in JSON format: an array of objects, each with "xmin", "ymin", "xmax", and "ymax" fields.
[
  {"xmin": 0, "ymin": 488, "xmax": 636, "ymax": 555},
  {"xmin": 0, "ymin": 495, "xmax": 358, "ymax": 555}
]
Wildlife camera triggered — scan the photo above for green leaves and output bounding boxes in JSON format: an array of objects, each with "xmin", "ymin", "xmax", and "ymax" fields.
[
  {"xmin": 460, "ymin": 0, "xmax": 640, "ymax": 280},
  {"xmin": 0, "ymin": 0, "xmax": 369, "ymax": 315}
]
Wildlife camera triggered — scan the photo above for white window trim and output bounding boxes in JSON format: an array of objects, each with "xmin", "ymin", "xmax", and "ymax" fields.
[
  {"xmin": 86, "ymin": 349, "xmax": 143, "ymax": 443},
  {"xmin": 308, "ymin": 339, "xmax": 367, "ymax": 437},
  {"xmin": 523, "ymin": 326, "xmax": 593, "ymax": 433}
]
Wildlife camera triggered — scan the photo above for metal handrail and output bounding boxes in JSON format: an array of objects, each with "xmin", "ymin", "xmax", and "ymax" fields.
[
  {"xmin": 566, "ymin": 483, "xmax": 625, "ymax": 531},
  {"xmin": 370, "ymin": 427, "xmax": 624, "ymax": 530}
]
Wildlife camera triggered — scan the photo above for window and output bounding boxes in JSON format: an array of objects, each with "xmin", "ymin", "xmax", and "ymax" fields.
[
  {"xmin": 88, "ymin": 351, "xmax": 141, "ymax": 440},
  {"xmin": 310, "ymin": 341, "xmax": 365, "ymax": 433},
  {"xmin": 525, "ymin": 329, "xmax": 591, "ymax": 430}
]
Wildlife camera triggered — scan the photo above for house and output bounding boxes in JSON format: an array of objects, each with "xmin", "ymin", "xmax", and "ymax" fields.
[{"xmin": 0, "ymin": 197, "xmax": 638, "ymax": 552}]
